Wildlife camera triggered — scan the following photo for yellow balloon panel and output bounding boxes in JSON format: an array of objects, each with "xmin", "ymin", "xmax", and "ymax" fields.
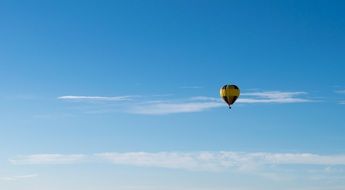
[{"xmin": 220, "ymin": 85, "xmax": 240, "ymax": 106}]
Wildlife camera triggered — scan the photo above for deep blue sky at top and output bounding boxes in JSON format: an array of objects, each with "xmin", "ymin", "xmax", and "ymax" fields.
[
  {"xmin": 0, "ymin": 0, "xmax": 345, "ymax": 158},
  {"xmin": 1, "ymin": 0, "xmax": 344, "ymax": 96}
]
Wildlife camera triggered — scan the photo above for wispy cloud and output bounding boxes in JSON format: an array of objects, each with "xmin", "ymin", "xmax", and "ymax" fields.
[
  {"xmin": 95, "ymin": 152, "xmax": 345, "ymax": 172},
  {"xmin": 239, "ymin": 91, "xmax": 313, "ymax": 103},
  {"xmin": 128, "ymin": 101, "xmax": 223, "ymax": 115},
  {"xmin": 128, "ymin": 91, "xmax": 313, "ymax": 114},
  {"xmin": 335, "ymin": 90, "xmax": 345, "ymax": 94},
  {"xmin": 58, "ymin": 95, "xmax": 134, "ymax": 101},
  {"xmin": 96, "ymin": 152, "xmax": 224, "ymax": 172},
  {"xmin": 9, "ymin": 154, "xmax": 87, "ymax": 165},
  {"xmin": 57, "ymin": 91, "xmax": 314, "ymax": 115},
  {"xmin": 335, "ymin": 90, "xmax": 345, "ymax": 104},
  {"xmin": 58, "ymin": 95, "xmax": 223, "ymax": 115},
  {"xmin": 10, "ymin": 151, "xmax": 345, "ymax": 172},
  {"xmin": 0, "ymin": 174, "xmax": 38, "ymax": 181}
]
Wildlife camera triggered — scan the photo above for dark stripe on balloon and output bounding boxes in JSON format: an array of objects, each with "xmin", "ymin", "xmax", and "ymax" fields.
[
  {"xmin": 223, "ymin": 96, "xmax": 230, "ymax": 105},
  {"xmin": 227, "ymin": 96, "xmax": 238, "ymax": 105},
  {"xmin": 232, "ymin": 96, "xmax": 238, "ymax": 104}
]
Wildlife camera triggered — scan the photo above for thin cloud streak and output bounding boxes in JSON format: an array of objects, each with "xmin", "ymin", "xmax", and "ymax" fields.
[
  {"xmin": 9, "ymin": 154, "xmax": 87, "ymax": 165},
  {"xmin": 58, "ymin": 95, "xmax": 134, "ymax": 101},
  {"xmin": 238, "ymin": 98, "xmax": 310, "ymax": 103},
  {"xmin": 335, "ymin": 90, "xmax": 345, "ymax": 94},
  {"xmin": 129, "ymin": 91, "xmax": 313, "ymax": 114},
  {"xmin": 335, "ymin": 90, "xmax": 345, "ymax": 104},
  {"xmin": 128, "ymin": 101, "xmax": 223, "ymax": 115},
  {"xmin": 239, "ymin": 91, "xmax": 313, "ymax": 103},
  {"xmin": 0, "ymin": 174, "xmax": 38, "ymax": 181},
  {"xmin": 58, "ymin": 91, "xmax": 314, "ymax": 115},
  {"xmin": 241, "ymin": 91, "xmax": 307, "ymax": 98},
  {"xmin": 96, "ymin": 152, "xmax": 345, "ymax": 172},
  {"xmin": 10, "ymin": 152, "xmax": 345, "ymax": 172}
]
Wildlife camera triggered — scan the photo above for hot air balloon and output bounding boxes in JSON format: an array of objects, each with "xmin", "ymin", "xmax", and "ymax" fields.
[{"xmin": 220, "ymin": 84, "xmax": 240, "ymax": 109}]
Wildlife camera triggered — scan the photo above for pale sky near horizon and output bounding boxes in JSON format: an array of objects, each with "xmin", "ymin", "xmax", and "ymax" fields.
[{"xmin": 1, "ymin": 0, "xmax": 345, "ymax": 189}]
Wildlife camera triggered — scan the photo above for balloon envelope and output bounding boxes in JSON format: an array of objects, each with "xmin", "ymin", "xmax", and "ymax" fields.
[{"xmin": 220, "ymin": 84, "xmax": 240, "ymax": 107}]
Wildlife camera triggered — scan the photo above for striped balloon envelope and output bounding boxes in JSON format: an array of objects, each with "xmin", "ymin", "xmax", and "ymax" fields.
[{"xmin": 220, "ymin": 84, "xmax": 240, "ymax": 109}]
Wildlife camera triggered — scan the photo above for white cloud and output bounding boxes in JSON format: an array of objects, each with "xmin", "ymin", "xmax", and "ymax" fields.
[
  {"xmin": 190, "ymin": 96, "xmax": 219, "ymax": 101},
  {"xmin": 248, "ymin": 152, "xmax": 345, "ymax": 165},
  {"xmin": 96, "ymin": 152, "xmax": 345, "ymax": 172},
  {"xmin": 335, "ymin": 90, "xmax": 345, "ymax": 104},
  {"xmin": 239, "ymin": 91, "xmax": 313, "ymax": 103},
  {"xmin": 128, "ymin": 91, "xmax": 313, "ymax": 114},
  {"xmin": 58, "ymin": 95, "xmax": 134, "ymax": 101},
  {"xmin": 9, "ymin": 154, "xmax": 87, "ymax": 165},
  {"xmin": 0, "ymin": 174, "xmax": 38, "ymax": 181},
  {"xmin": 241, "ymin": 91, "xmax": 307, "ymax": 98},
  {"xmin": 128, "ymin": 101, "xmax": 223, "ymax": 115},
  {"xmin": 335, "ymin": 90, "xmax": 345, "ymax": 105},
  {"xmin": 335, "ymin": 90, "xmax": 345, "ymax": 94},
  {"xmin": 57, "ymin": 91, "xmax": 314, "ymax": 115},
  {"xmin": 95, "ymin": 152, "xmax": 227, "ymax": 172},
  {"xmin": 10, "ymin": 152, "xmax": 345, "ymax": 172}
]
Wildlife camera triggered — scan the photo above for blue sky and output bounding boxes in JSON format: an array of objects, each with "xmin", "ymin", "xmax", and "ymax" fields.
[{"xmin": 1, "ymin": 0, "xmax": 345, "ymax": 189}]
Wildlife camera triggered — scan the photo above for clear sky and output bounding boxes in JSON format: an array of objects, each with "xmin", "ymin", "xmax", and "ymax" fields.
[{"xmin": 1, "ymin": 0, "xmax": 345, "ymax": 190}]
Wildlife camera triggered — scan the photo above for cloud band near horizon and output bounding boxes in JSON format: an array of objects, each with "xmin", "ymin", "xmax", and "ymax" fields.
[{"xmin": 9, "ymin": 151, "xmax": 345, "ymax": 172}]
